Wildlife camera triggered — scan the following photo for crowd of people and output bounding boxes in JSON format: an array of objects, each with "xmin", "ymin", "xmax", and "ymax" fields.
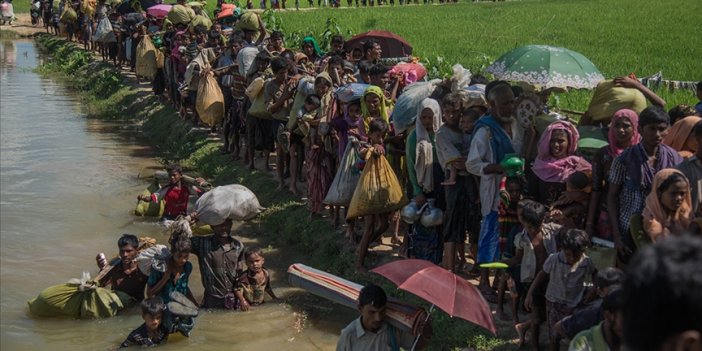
[{"xmin": 26, "ymin": 0, "xmax": 702, "ymax": 349}]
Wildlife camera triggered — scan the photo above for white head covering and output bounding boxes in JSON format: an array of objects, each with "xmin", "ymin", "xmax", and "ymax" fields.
[{"xmin": 415, "ymin": 98, "xmax": 443, "ymax": 193}]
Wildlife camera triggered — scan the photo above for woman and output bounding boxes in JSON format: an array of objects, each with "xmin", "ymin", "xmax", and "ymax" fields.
[
  {"xmin": 642, "ymin": 169, "xmax": 693, "ymax": 242},
  {"xmin": 305, "ymin": 73, "xmax": 336, "ymax": 217},
  {"xmin": 586, "ymin": 109, "xmax": 640, "ymax": 240},
  {"xmin": 528, "ymin": 120, "xmax": 591, "ymax": 206},
  {"xmin": 405, "ymin": 98, "xmax": 445, "ymax": 263},
  {"xmin": 663, "ymin": 115, "xmax": 702, "ymax": 159},
  {"xmin": 360, "ymin": 85, "xmax": 390, "ymax": 137},
  {"xmin": 301, "ymin": 36, "xmax": 323, "ymax": 71}
]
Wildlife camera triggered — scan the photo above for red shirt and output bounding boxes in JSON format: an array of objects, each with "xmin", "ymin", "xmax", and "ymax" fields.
[{"xmin": 151, "ymin": 184, "xmax": 193, "ymax": 218}]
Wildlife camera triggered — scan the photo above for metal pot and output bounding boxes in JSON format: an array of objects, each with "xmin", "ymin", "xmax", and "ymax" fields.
[
  {"xmin": 401, "ymin": 200, "xmax": 421, "ymax": 224},
  {"xmin": 420, "ymin": 199, "xmax": 444, "ymax": 227}
]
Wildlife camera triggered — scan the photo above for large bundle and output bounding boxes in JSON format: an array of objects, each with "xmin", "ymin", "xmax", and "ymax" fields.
[
  {"xmin": 81, "ymin": 0, "xmax": 96, "ymax": 18},
  {"xmin": 236, "ymin": 11, "xmax": 259, "ymax": 31},
  {"xmin": 188, "ymin": 14, "xmax": 212, "ymax": 33},
  {"xmin": 388, "ymin": 63, "xmax": 427, "ymax": 86},
  {"xmin": 94, "ymin": 17, "xmax": 116, "ymax": 43},
  {"xmin": 324, "ymin": 140, "xmax": 362, "ymax": 206},
  {"xmin": 135, "ymin": 245, "xmax": 170, "ymax": 276},
  {"xmin": 196, "ymin": 72, "xmax": 225, "ymax": 127},
  {"xmin": 28, "ymin": 273, "xmax": 132, "ymax": 318},
  {"xmin": 391, "ymin": 80, "xmax": 440, "ymax": 134},
  {"xmin": 247, "ymin": 78, "xmax": 272, "ymax": 120},
  {"xmin": 134, "ymin": 178, "xmax": 165, "ymax": 217},
  {"xmin": 135, "ymin": 36, "xmax": 160, "ymax": 80},
  {"xmin": 335, "ymin": 83, "xmax": 370, "ymax": 104},
  {"xmin": 167, "ymin": 4, "xmax": 195, "ymax": 25},
  {"xmin": 60, "ymin": 6, "xmax": 77, "ymax": 23},
  {"xmin": 193, "ymin": 184, "xmax": 265, "ymax": 225},
  {"xmin": 587, "ymin": 79, "xmax": 647, "ymax": 122},
  {"xmin": 346, "ymin": 150, "xmax": 408, "ymax": 219}
]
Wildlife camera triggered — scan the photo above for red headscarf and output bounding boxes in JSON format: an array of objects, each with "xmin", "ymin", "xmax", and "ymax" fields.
[{"xmin": 607, "ymin": 109, "xmax": 640, "ymax": 158}]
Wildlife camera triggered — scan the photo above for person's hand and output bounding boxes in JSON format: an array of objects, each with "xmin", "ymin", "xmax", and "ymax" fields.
[
  {"xmin": 613, "ymin": 76, "xmax": 641, "ymax": 89},
  {"xmin": 524, "ymin": 293, "xmax": 533, "ymax": 312},
  {"xmin": 613, "ymin": 234, "xmax": 631, "ymax": 257},
  {"xmin": 194, "ymin": 177, "xmax": 206, "ymax": 186},
  {"xmin": 239, "ymin": 300, "xmax": 250, "ymax": 311},
  {"xmin": 200, "ymin": 66, "xmax": 211, "ymax": 77},
  {"xmin": 414, "ymin": 194, "xmax": 427, "ymax": 207}
]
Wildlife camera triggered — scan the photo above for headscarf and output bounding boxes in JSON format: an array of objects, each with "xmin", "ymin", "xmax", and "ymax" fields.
[
  {"xmin": 663, "ymin": 116, "xmax": 702, "ymax": 159},
  {"xmin": 415, "ymin": 98, "xmax": 443, "ymax": 193},
  {"xmin": 360, "ymin": 85, "xmax": 389, "ymax": 134},
  {"xmin": 532, "ymin": 120, "xmax": 591, "ymax": 183},
  {"xmin": 607, "ymin": 109, "xmax": 640, "ymax": 158},
  {"xmin": 643, "ymin": 168, "xmax": 693, "ymax": 242},
  {"xmin": 302, "ymin": 36, "xmax": 324, "ymax": 59},
  {"xmin": 314, "ymin": 72, "xmax": 334, "ymax": 123}
]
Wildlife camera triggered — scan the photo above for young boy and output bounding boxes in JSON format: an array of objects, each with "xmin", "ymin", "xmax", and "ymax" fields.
[
  {"xmin": 237, "ymin": 247, "xmax": 277, "ymax": 311},
  {"xmin": 503, "ymin": 200, "xmax": 560, "ymax": 349},
  {"xmin": 137, "ymin": 163, "xmax": 206, "ymax": 220},
  {"xmin": 119, "ymin": 297, "xmax": 169, "ymax": 348},
  {"xmin": 442, "ymin": 108, "xmax": 480, "ymax": 185},
  {"xmin": 526, "ymin": 228, "xmax": 597, "ymax": 351}
]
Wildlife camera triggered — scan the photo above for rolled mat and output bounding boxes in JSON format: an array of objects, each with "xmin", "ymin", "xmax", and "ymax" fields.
[{"xmin": 287, "ymin": 263, "xmax": 428, "ymax": 335}]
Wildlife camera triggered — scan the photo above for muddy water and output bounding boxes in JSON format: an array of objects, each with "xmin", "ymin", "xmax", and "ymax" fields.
[{"xmin": 0, "ymin": 40, "xmax": 353, "ymax": 350}]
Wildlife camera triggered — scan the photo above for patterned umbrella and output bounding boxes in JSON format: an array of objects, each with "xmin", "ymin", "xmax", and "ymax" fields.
[{"xmin": 486, "ymin": 45, "xmax": 604, "ymax": 89}]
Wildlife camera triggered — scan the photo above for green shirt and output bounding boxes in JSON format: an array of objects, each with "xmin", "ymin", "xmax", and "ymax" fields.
[{"xmin": 568, "ymin": 322, "xmax": 610, "ymax": 351}]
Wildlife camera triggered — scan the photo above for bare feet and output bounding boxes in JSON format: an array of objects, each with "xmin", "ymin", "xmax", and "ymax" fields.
[{"xmin": 515, "ymin": 322, "xmax": 527, "ymax": 348}]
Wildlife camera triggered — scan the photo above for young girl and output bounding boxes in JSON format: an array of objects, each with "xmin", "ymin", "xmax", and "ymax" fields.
[
  {"xmin": 525, "ymin": 228, "xmax": 597, "ymax": 351},
  {"xmin": 237, "ymin": 247, "xmax": 278, "ymax": 311},
  {"xmin": 642, "ymin": 169, "xmax": 693, "ymax": 242}
]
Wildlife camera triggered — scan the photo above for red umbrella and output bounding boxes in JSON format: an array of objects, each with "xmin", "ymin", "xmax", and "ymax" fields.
[
  {"xmin": 344, "ymin": 30, "xmax": 413, "ymax": 58},
  {"xmin": 147, "ymin": 4, "xmax": 171, "ymax": 18},
  {"xmin": 371, "ymin": 259, "xmax": 497, "ymax": 334}
]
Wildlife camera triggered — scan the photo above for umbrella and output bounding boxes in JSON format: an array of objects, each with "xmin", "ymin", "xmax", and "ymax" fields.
[
  {"xmin": 344, "ymin": 30, "xmax": 413, "ymax": 58},
  {"xmin": 371, "ymin": 259, "xmax": 497, "ymax": 335},
  {"xmin": 116, "ymin": 0, "xmax": 157, "ymax": 14},
  {"xmin": 147, "ymin": 4, "xmax": 171, "ymax": 18},
  {"xmin": 486, "ymin": 45, "xmax": 605, "ymax": 89}
]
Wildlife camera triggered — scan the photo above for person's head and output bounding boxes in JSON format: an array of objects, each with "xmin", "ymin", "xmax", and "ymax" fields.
[
  {"xmin": 270, "ymin": 56, "xmax": 289, "ymax": 83},
  {"xmin": 194, "ymin": 25, "xmax": 208, "ymax": 42},
  {"xmin": 622, "ymin": 235, "xmax": 702, "ymax": 351},
  {"xmin": 141, "ymin": 296, "xmax": 165, "ymax": 332},
  {"xmin": 487, "ymin": 82, "xmax": 516, "ymax": 123},
  {"xmin": 610, "ymin": 109, "xmax": 639, "ymax": 150},
  {"xmin": 170, "ymin": 235, "xmax": 191, "ymax": 267},
  {"xmin": 363, "ymin": 39, "xmax": 381, "ymax": 61},
  {"xmin": 330, "ymin": 34, "xmax": 344, "ymax": 54},
  {"xmin": 694, "ymin": 120, "xmax": 702, "ymax": 158},
  {"xmin": 368, "ymin": 119, "xmax": 388, "ymax": 144},
  {"xmin": 166, "ymin": 163, "xmax": 183, "ymax": 185},
  {"xmin": 602, "ymin": 287, "xmax": 624, "ymax": 346},
  {"xmin": 469, "ymin": 74, "xmax": 488, "ymax": 86},
  {"xmin": 595, "ymin": 267, "xmax": 625, "ymax": 297},
  {"xmin": 211, "ymin": 218, "xmax": 233, "ymax": 237},
  {"xmin": 442, "ymin": 92, "xmax": 466, "ymax": 127},
  {"xmin": 505, "ymin": 177, "xmax": 524, "ymax": 204},
  {"xmin": 304, "ymin": 94, "xmax": 321, "ymax": 113},
  {"xmin": 270, "ymin": 30, "xmax": 284, "ymax": 50},
  {"xmin": 357, "ymin": 283, "xmax": 387, "ymax": 332},
  {"xmin": 255, "ymin": 51, "xmax": 271, "ymax": 72},
  {"xmin": 638, "ymin": 105, "xmax": 670, "ymax": 149},
  {"xmin": 459, "ymin": 108, "xmax": 481, "ymax": 134},
  {"xmin": 208, "ymin": 30, "xmax": 221, "ymax": 49},
  {"xmin": 357, "ymin": 60, "xmax": 373, "ymax": 84},
  {"xmin": 559, "ymin": 228, "xmax": 589, "ymax": 265},
  {"xmin": 229, "ymin": 36, "xmax": 244, "ymax": 56},
  {"xmin": 118, "ymin": 234, "xmax": 139, "ymax": 265},
  {"xmin": 418, "ymin": 100, "xmax": 440, "ymax": 133},
  {"xmin": 549, "ymin": 128, "xmax": 570, "ymax": 159},
  {"xmin": 567, "ymin": 171, "xmax": 590, "ymax": 191},
  {"xmin": 668, "ymin": 104, "xmax": 698, "ymax": 125},
  {"xmin": 346, "ymin": 100, "xmax": 362, "ymax": 123},
  {"xmin": 314, "ymin": 73, "xmax": 333, "ymax": 96},
  {"xmin": 242, "ymin": 28, "xmax": 256, "ymax": 42},
  {"xmin": 517, "ymin": 199, "xmax": 546, "ymax": 234},
  {"xmin": 350, "ymin": 47, "xmax": 363, "ymax": 62},
  {"xmin": 302, "ymin": 40, "xmax": 316, "ymax": 58},
  {"xmin": 364, "ymin": 90, "xmax": 382, "ymax": 117},
  {"xmin": 327, "ymin": 55, "xmax": 344, "ymax": 80},
  {"xmin": 656, "ymin": 170, "xmax": 690, "ymax": 215},
  {"xmin": 369, "ymin": 64, "xmax": 389, "ymax": 90},
  {"xmin": 244, "ymin": 247, "xmax": 265, "ymax": 272}
]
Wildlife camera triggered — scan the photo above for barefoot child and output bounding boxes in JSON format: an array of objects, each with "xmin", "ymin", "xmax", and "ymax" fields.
[
  {"xmin": 441, "ymin": 108, "xmax": 480, "ymax": 186},
  {"xmin": 495, "ymin": 177, "xmax": 524, "ymax": 321},
  {"xmin": 237, "ymin": 247, "xmax": 278, "ymax": 311},
  {"xmin": 118, "ymin": 297, "xmax": 169, "ymax": 348}
]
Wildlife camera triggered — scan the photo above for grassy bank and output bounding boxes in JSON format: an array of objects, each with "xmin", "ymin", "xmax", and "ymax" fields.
[{"xmin": 33, "ymin": 33, "xmax": 512, "ymax": 350}]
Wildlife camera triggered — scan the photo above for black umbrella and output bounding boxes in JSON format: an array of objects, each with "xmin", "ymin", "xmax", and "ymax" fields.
[{"xmin": 116, "ymin": 0, "xmax": 158, "ymax": 14}]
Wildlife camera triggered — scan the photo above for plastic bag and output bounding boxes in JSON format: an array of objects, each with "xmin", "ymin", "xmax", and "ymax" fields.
[
  {"xmin": 346, "ymin": 149, "xmax": 408, "ymax": 219},
  {"xmin": 95, "ymin": 17, "xmax": 115, "ymax": 43},
  {"xmin": 136, "ymin": 36, "xmax": 160, "ymax": 80},
  {"xmin": 135, "ymin": 245, "xmax": 170, "ymax": 276},
  {"xmin": 335, "ymin": 83, "xmax": 370, "ymax": 103},
  {"xmin": 324, "ymin": 139, "xmax": 363, "ymax": 206},
  {"xmin": 450, "ymin": 63, "xmax": 472, "ymax": 92},
  {"xmin": 587, "ymin": 80, "xmax": 647, "ymax": 122},
  {"xmin": 193, "ymin": 184, "xmax": 265, "ymax": 225},
  {"xmin": 196, "ymin": 72, "xmax": 225, "ymax": 127},
  {"xmin": 388, "ymin": 63, "xmax": 427, "ymax": 87},
  {"xmin": 391, "ymin": 80, "xmax": 440, "ymax": 134}
]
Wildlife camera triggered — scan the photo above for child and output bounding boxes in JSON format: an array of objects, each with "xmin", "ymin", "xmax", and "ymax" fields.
[
  {"xmin": 525, "ymin": 228, "xmax": 597, "ymax": 351},
  {"xmin": 297, "ymin": 94, "xmax": 322, "ymax": 149},
  {"xmin": 441, "ymin": 108, "xmax": 480, "ymax": 186},
  {"xmin": 119, "ymin": 297, "xmax": 169, "ymax": 348},
  {"xmin": 503, "ymin": 200, "xmax": 560, "ymax": 349},
  {"xmin": 356, "ymin": 119, "xmax": 392, "ymax": 272},
  {"xmin": 495, "ymin": 176, "xmax": 524, "ymax": 320},
  {"xmin": 237, "ymin": 247, "xmax": 277, "ymax": 311},
  {"xmin": 147, "ymin": 236, "xmax": 198, "ymax": 336},
  {"xmin": 551, "ymin": 170, "xmax": 592, "ymax": 228}
]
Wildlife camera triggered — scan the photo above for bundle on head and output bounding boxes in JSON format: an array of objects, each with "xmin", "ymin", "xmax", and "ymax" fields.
[{"xmin": 168, "ymin": 217, "xmax": 193, "ymax": 247}]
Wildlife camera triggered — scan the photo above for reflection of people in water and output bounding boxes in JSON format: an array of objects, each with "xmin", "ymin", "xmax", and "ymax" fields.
[{"xmin": 137, "ymin": 163, "xmax": 206, "ymax": 220}]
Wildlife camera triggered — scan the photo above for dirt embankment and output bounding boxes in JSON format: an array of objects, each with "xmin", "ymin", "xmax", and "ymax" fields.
[{"xmin": 1, "ymin": 13, "xmax": 46, "ymax": 37}]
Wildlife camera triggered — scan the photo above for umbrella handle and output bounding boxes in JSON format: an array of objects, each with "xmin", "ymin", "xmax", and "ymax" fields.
[{"xmin": 410, "ymin": 305, "xmax": 434, "ymax": 351}]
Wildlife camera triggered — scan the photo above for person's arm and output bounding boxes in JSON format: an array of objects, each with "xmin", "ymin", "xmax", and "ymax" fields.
[
  {"xmin": 503, "ymin": 248, "xmax": 524, "ymax": 267},
  {"xmin": 613, "ymin": 76, "xmax": 666, "ymax": 107},
  {"xmin": 405, "ymin": 131, "xmax": 424, "ymax": 200},
  {"xmin": 524, "ymin": 270, "xmax": 547, "ymax": 311},
  {"xmin": 264, "ymin": 271, "xmax": 278, "ymax": 300},
  {"xmin": 146, "ymin": 264, "xmax": 171, "ymax": 298},
  {"xmin": 465, "ymin": 127, "xmax": 502, "ymax": 176},
  {"xmin": 254, "ymin": 14, "xmax": 267, "ymax": 46}
]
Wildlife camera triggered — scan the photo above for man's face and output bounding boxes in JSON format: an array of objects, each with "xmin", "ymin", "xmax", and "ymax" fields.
[
  {"xmin": 490, "ymin": 88, "xmax": 516, "ymax": 122},
  {"xmin": 370, "ymin": 73, "xmax": 388, "ymax": 90},
  {"xmin": 639, "ymin": 123, "xmax": 668, "ymax": 149},
  {"xmin": 168, "ymin": 170, "xmax": 182, "ymax": 185},
  {"xmin": 331, "ymin": 42, "xmax": 343, "ymax": 53},
  {"xmin": 271, "ymin": 37, "xmax": 283, "ymax": 50},
  {"xmin": 359, "ymin": 303, "xmax": 386, "ymax": 332},
  {"xmin": 212, "ymin": 221, "xmax": 231, "ymax": 237},
  {"xmin": 368, "ymin": 44, "xmax": 382, "ymax": 60},
  {"xmin": 442, "ymin": 102, "xmax": 460, "ymax": 127},
  {"xmin": 119, "ymin": 244, "xmax": 137, "ymax": 265}
]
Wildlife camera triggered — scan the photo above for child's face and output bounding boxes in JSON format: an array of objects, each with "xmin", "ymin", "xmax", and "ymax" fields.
[
  {"xmin": 348, "ymin": 104, "xmax": 361, "ymax": 123},
  {"xmin": 304, "ymin": 101, "xmax": 319, "ymax": 113},
  {"xmin": 246, "ymin": 253, "xmax": 264, "ymax": 273},
  {"xmin": 369, "ymin": 131, "xmax": 385, "ymax": 145},
  {"xmin": 612, "ymin": 117, "xmax": 634, "ymax": 146},
  {"xmin": 172, "ymin": 251, "xmax": 189, "ymax": 267},
  {"xmin": 563, "ymin": 248, "xmax": 583, "ymax": 265},
  {"xmin": 639, "ymin": 122, "xmax": 668, "ymax": 148},
  {"xmin": 274, "ymin": 68, "xmax": 288, "ymax": 83},
  {"xmin": 143, "ymin": 313, "xmax": 163, "ymax": 331},
  {"xmin": 419, "ymin": 108, "xmax": 435, "ymax": 132},
  {"xmin": 459, "ymin": 115, "xmax": 475, "ymax": 133},
  {"xmin": 506, "ymin": 182, "xmax": 522, "ymax": 204},
  {"xmin": 549, "ymin": 129, "xmax": 569, "ymax": 159},
  {"xmin": 517, "ymin": 208, "xmax": 541, "ymax": 236},
  {"xmin": 659, "ymin": 179, "xmax": 688, "ymax": 213}
]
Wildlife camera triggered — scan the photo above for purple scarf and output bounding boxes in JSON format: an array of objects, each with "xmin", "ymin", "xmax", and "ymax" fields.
[{"xmin": 620, "ymin": 143, "xmax": 683, "ymax": 191}]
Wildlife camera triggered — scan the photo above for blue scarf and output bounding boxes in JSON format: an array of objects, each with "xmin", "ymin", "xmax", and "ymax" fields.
[{"xmin": 473, "ymin": 115, "xmax": 515, "ymax": 163}]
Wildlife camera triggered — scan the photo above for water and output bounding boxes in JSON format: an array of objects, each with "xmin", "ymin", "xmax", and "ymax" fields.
[{"xmin": 0, "ymin": 40, "xmax": 353, "ymax": 350}]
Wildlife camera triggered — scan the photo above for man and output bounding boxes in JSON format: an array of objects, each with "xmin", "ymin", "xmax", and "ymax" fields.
[
  {"xmin": 676, "ymin": 119, "xmax": 702, "ymax": 217},
  {"xmin": 98, "ymin": 234, "xmax": 148, "ymax": 302},
  {"xmin": 189, "ymin": 218, "xmax": 246, "ymax": 309},
  {"xmin": 568, "ymin": 288, "xmax": 624, "ymax": 351},
  {"xmin": 621, "ymin": 235, "xmax": 702, "ymax": 351},
  {"xmin": 362, "ymin": 39, "xmax": 382, "ymax": 64},
  {"xmin": 138, "ymin": 164, "xmax": 205, "ymax": 220},
  {"xmin": 336, "ymin": 284, "xmax": 431, "ymax": 351},
  {"xmin": 466, "ymin": 82, "xmax": 523, "ymax": 297}
]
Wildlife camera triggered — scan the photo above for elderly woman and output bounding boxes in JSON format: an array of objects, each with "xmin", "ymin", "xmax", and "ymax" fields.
[
  {"xmin": 663, "ymin": 115, "xmax": 702, "ymax": 159},
  {"xmin": 586, "ymin": 109, "xmax": 640, "ymax": 240},
  {"xmin": 404, "ymin": 98, "xmax": 445, "ymax": 263},
  {"xmin": 642, "ymin": 169, "xmax": 693, "ymax": 242},
  {"xmin": 528, "ymin": 120, "xmax": 591, "ymax": 207}
]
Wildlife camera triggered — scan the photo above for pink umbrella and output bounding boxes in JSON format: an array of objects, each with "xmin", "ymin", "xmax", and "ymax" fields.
[
  {"xmin": 147, "ymin": 4, "xmax": 172, "ymax": 19},
  {"xmin": 371, "ymin": 259, "xmax": 497, "ymax": 334}
]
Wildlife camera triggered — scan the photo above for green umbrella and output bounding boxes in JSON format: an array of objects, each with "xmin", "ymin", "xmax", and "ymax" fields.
[{"xmin": 487, "ymin": 45, "xmax": 605, "ymax": 89}]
